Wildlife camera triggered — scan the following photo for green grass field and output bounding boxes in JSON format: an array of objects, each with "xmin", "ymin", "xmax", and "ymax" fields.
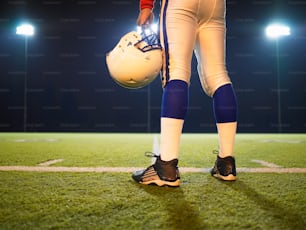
[{"xmin": 0, "ymin": 133, "xmax": 305, "ymax": 229}]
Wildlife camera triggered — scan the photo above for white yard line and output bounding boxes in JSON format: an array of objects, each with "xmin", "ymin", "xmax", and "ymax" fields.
[
  {"xmin": 38, "ymin": 159, "xmax": 64, "ymax": 166},
  {"xmin": 150, "ymin": 134, "xmax": 160, "ymax": 164},
  {"xmin": 0, "ymin": 166, "xmax": 305, "ymax": 173},
  {"xmin": 1, "ymin": 136, "xmax": 304, "ymax": 174},
  {"xmin": 251, "ymin": 160, "xmax": 281, "ymax": 168},
  {"xmin": 152, "ymin": 134, "xmax": 160, "ymax": 156}
]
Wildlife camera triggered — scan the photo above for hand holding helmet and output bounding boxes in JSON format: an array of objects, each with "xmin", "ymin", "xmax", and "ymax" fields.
[{"xmin": 137, "ymin": 8, "xmax": 154, "ymax": 26}]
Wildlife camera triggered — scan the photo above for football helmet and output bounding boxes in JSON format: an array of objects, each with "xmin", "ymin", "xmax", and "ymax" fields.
[{"xmin": 106, "ymin": 29, "xmax": 163, "ymax": 89}]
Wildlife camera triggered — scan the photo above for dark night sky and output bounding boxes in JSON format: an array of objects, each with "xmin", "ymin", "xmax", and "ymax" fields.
[{"xmin": 0, "ymin": 0, "xmax": 305, "ymax": 133}]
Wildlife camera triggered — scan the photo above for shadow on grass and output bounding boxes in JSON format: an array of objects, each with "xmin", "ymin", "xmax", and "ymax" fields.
[
  {"xmin": 138, "ymin": 184, "xmax": 207, "ymax": 229},
  {"xmin": 225, "ymin": 179, "xmax": 305, "ymax": 229}
]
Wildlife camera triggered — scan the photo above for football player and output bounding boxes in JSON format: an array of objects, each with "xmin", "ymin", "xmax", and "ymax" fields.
[{"xmin": 132, "ymin": 0, "xmax": 238, "ymax": 186}]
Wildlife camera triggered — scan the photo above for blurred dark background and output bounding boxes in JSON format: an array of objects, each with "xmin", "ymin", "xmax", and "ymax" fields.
[{"xmin": 0, "ymin": 0, "xmax": 305, "ymax": 133}]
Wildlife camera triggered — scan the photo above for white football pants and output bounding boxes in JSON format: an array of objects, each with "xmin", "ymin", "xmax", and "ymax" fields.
[{"xmin": 159, "ymin": 0, "xmax": 231, "ymax": 96}]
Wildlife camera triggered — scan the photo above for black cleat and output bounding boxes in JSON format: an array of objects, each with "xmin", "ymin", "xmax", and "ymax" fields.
[
  {"xmin": 132, "ymin": 153, "xmax": 180, "ymax": 187},
  {"xmin": 210, "ymin": 155, "xmax": 237, "ymax": 181}
]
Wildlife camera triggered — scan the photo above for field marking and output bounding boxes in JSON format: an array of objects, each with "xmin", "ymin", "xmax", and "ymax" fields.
[
  {"xmin": 152, "ymin": 134, "xmax": 160, "ymax": 156},
  {"xmin": 38, "ymin": 159, "xmax": 64, "ymax": 166},
  {"xmin": 0, "ymin": 166, "xmax": 305, "ymax": 173},
  {"xmin": 251, "ymin": 160, "xmax": 281, "ymax": 168},
  {"xmin": 14, "ymin": 139, "xmax": 59, "ymax": 143},
  {"xmin": 262, "ymin": 139, "xmax": 303, "ymax": 144},
  {"xmin": 1, "ymin": 135, "xmax": 305, "ymax": 173}
]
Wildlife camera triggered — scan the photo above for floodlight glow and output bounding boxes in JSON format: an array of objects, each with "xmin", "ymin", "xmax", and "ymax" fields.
[
  {"xmin": 137, "ymin": 23, "xmax": 158, "ymax": 34},
  {"xmin": 265, "ymin": 24, "xmax": 290, "ymax": 39},
  {"xmin": 16, "ymin": 24, "xmax": 35, "ymax": 36},
  {"xmin": 150, "ymin": 23, "xmax": 158, "ymax": 33}
]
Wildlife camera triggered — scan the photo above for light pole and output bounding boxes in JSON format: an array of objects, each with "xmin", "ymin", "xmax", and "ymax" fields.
[
  {"xmin": 265, "ymin": 23, "xmax": 290, "ymax": 133},
  {"xmin": 137, "ymin": 23, "xmax": 158, "ymax": 133},
  {"xmin": 16, "ymin": 23, "xmax": 35, "ymax": 132}
]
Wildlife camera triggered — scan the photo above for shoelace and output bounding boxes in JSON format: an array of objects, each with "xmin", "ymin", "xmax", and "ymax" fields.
[
  {"xmin": 144, "ymin": 151, "xmax": 159, "ymax": 158},
  {"xmin": 144, "ymin": 151, "xmax": 160, "ymax": 165},
  {"xmin": 212, "ymin": 149, "xmax": 219, "ymax": 155}
]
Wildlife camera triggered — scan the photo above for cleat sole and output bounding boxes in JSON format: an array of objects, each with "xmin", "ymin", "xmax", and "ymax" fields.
[
  {"xmin": 213, "ymin": 173, "xmax": 236, "ymax": 181},
  {"xmin": 141, "ymin": 179, "xmax": 180, "ymax": 187}
]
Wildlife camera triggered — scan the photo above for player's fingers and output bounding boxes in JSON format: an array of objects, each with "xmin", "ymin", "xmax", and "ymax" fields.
[
  {"xmin": 137, "ymin": 9, "xmax": 154, "ymax": 26},
  {"xmin": 137, "ymin": 14, "xmax": 150, "ymax": 26}
]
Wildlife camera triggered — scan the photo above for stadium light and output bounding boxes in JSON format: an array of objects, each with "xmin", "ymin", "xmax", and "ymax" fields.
[
  {"xmin": 16, "ymin": 23, "xmax": 35, "ymax": 36},
  {"xmin": 137, "ymin": 23, "xmax": 158, "ymax": 34},
  {"xmin": 265, "ymin": 23, "xmax": 290, "ymax": 133},
  {"xmin": 136, "ymin": 23, "xmax": 158, "ymax": 132},
  {"xmin": 265, "ymin": 24, "xmax": 290, "ymax": 39},
  {"xmin": 16, "ymin": 23, "xmax": 35, "ymax": 132}
]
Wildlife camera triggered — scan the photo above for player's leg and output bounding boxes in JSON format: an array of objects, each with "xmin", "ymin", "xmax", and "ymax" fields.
[
  {"xmin": 212, "ymin": 85, "xmax": 237, "ymax": 181},
  {"xmin": 159, "ymin": 0, "xmax": 197, "ymax": 162},
  {"xmin": 213, "ymin": 84, "xmax": 238, "ymax": 159},
  {"xmin": 132, "ymin": 0, "xmax": 197, "ymax": 186},
  {"xmin": 132, "ymin": 81, "xmax": 188, "ymax": 186},
  {"xmin": 195, "ymin": 0, "xmax": 237, "ymax": 180}
]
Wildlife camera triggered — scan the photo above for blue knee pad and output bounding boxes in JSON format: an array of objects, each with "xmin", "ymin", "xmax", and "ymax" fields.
[
  {"xmin": 161, "ymin": 80, "xmax": 189, "ymax": 119},
  {"xmin": 213, "ymin": 84, "xmax": 238, "ymax": 123}
]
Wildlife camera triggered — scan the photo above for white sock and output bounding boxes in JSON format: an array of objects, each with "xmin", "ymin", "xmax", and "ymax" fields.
[
  {"xmin": 160, "ymin": 117, "xmax": 184, "ymax": 161},
  {"xmin": 216, "ymin": 122, "xmax": 237, "ymax": 158}
]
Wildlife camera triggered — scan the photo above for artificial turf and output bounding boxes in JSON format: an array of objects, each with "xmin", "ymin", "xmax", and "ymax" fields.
[
  {"xmin": 0, "ymin": 133, "xmax": 305, "ymax": 229},
  {"xmin": 0, "ymin": 172, "xmax": 305, "ymax": 229}
]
